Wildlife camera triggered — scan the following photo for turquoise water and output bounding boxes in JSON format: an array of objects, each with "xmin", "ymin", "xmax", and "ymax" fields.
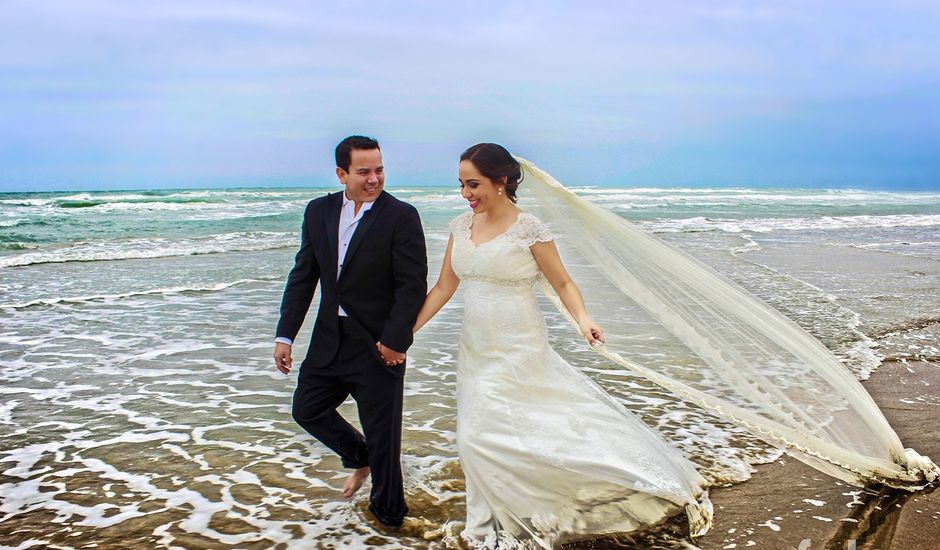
[
  {"xmin": 1, "ymin": 185, "xmax": 939, "ymax": 548},
  {"xmin": 3, "ymin": 187, "xmax": 940, "ymax": 254}
]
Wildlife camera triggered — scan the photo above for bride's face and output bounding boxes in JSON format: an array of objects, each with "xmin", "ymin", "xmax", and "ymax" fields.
[{"xmin": 459, "ymin": 160, "xmax": 505, "ymax": 213}]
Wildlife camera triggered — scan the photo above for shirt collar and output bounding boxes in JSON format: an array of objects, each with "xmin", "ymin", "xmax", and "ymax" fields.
[{"xmin": 342, "ymin": 191, "xmax": 376, "ymax": 214}]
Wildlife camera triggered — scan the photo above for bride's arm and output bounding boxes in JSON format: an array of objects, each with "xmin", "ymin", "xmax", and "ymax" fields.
[
  {"xmin": 531, "ymin": 240, "xmax": 605, "ymax": 346},
  {"xmin": 413, "ymin": 234, "xmax": 460, "ymax": 334}
]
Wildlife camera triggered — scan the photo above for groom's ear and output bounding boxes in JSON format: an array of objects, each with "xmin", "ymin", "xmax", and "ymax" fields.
[{"xmin": 336, "ymin": 167, "xmax": 347, "ymax": 185}]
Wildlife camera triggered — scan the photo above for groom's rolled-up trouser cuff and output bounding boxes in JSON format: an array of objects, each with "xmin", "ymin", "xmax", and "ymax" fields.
[
  {"xmin": 369, "ymin": 499, "xmax": 408, "ymax": 527},
  {"xmin": 340, "ymin": 452, "xmax": 369, "ymax": 470},
  {"xmin": 336, "ymin": 433, "xmax": 369, "ymax": 469}
]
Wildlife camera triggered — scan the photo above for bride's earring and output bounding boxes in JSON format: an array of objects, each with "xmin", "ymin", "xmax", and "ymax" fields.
[{"xmin": 498, "ymin": 187, "xmax": 503, "ymax": 196}]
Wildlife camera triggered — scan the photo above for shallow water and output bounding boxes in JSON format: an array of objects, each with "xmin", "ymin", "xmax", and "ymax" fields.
[{"xmin": 1, "ymin": 186, "xmax": 939, "ymax": 548}]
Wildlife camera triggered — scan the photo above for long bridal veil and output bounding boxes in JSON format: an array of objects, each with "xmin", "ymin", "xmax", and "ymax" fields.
[{"xmin": 518, "ymin": 158, "xmax": 938, "ymax": 490}]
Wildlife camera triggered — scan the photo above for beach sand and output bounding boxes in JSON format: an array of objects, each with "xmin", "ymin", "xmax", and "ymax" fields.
[{"xmin": 694, "ymin": 356, "xmax": 940, "ymax": 550}]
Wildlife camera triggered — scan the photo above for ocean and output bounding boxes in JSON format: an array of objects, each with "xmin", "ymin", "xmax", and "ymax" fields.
[{"xmin": 1, "ymin": 184, "xmax": 939, "ymax": 548}]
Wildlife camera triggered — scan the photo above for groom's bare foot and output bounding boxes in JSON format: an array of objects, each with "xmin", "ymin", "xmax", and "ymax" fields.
[{"xmin": 342, "ymin": 466, "xmax": 370, "ymax": 498}]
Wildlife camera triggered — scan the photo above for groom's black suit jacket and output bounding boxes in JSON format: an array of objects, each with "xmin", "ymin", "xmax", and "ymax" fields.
[{"xmin": 276, "ymin": 190, "xmax": 428, "ymax": 368}]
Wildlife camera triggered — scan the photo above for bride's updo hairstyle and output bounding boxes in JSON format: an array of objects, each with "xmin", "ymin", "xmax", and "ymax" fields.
[{"xmin": 460, "ymin": 143, "xmax": 524, "ymax": 204}]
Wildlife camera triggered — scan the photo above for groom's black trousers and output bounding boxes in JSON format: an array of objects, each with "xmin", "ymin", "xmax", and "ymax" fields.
[{"xmin": 291, "ymin": 317, "xmax": 407, "ymax": 526}]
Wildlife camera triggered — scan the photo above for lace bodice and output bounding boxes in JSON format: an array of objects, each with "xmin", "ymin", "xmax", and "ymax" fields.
[{"xmin": 448, "ymin": 212, "xmax": 554, "ymax": 286}]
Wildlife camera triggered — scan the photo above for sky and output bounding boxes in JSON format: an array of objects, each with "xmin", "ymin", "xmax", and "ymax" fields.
[{"xmin": 1, "ymin": 0, "xmax": 939, "ymax": 192}]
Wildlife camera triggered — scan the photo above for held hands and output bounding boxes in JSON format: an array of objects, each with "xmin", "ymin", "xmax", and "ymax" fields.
[
  {"xmin": 377, "ymin": 341, "xmax": 406, "ymax": 367},
  {"xmin": 274, "ymin": 341, "xmax": 404, "ymax": 372},
  {"xmin": 579, "ymin": 319, "xmax": 605, "ymax": 347},
  {"xmin": 274, "ymin": 342, "xmax": 293, "ymax": 374}
]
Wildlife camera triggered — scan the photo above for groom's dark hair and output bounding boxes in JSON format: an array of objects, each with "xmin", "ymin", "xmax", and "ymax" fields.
[{"xmin": 335, "ymin": 135, "xmax": 381, "ymax": 172}]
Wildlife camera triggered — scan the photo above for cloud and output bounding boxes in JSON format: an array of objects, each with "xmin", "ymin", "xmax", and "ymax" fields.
[{"xmin": 1, "ymin": 1, "xmax": 939, "ymax": 190}]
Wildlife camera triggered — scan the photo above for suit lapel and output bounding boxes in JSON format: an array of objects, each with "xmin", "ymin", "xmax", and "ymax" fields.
[
  {"xmin": 338, "ymin": 191, "xmax": 388, "ymax": 287},
  {"xmin": 324, "ymin": 192, "xmax": 342, "ymax": 281}
]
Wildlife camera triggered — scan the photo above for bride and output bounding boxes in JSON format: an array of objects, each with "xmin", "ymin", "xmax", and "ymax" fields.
[{"xmin": 413, "ymin": 143, "xmax": 712, "ymax": 548}]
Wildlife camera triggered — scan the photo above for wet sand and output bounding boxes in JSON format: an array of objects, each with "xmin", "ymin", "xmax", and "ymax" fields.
[{"xmin": 695, "ymin": 358, "xmax": 940, "ymax": 550}]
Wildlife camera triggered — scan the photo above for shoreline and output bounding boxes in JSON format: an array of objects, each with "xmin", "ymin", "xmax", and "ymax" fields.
[{"xmin": 694, "ymin": 358, "xmax": 940, "ymax": 550}]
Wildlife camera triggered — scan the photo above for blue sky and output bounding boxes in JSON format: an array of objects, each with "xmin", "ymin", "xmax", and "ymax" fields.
[{"xmin": 1, "ymin": 1, "xmax": 939, "ymax": 191}]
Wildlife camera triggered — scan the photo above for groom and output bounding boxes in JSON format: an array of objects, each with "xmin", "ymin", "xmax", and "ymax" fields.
[{"xmin": 273, "ymin": 135, "xmax": 428, "ymax": 527}]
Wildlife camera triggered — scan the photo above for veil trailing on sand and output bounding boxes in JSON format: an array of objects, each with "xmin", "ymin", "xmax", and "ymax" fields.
[{"xmin": 518, "ymin": 158, "xmax": 939, "ymax": 490}]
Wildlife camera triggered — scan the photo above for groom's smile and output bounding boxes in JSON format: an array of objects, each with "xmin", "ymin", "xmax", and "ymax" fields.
[{"xmin": 337, "ymin": 148, "xmax": 385, "ymax": 204}]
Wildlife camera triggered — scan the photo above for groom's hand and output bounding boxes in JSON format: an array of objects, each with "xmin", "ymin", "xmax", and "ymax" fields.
[
  {"xmin": 377, "ymin": 342, "xmax": 406, "ymax": 367},
  {"xmin": 274, "ymin": 342, "xmax": 293, "ymax": 374}
]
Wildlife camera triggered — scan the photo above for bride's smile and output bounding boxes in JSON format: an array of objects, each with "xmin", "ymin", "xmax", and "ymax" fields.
[{"xmin": 459, "ymin": 159, "xmax": 507, "ymax": 214}]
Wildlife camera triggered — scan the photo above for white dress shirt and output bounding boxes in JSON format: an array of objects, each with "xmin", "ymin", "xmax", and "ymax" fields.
[
  {"xmin": 337, "ymin": 192, "xmax": 374, "ymax": 316},
  {"xmin": 276, "ymin": 192, "xmax": 374, "ymax": 346}
]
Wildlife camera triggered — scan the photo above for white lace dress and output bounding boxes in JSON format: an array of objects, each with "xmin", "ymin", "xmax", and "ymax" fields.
[{"xmin": 448, "ymin": 211, "xmax": 711, "ymax": 548}]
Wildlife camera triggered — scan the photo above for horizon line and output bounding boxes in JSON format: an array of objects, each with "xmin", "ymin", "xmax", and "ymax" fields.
[{"xmin": 3, "ymin": 181, "xmax": 940, "ymax": 195}]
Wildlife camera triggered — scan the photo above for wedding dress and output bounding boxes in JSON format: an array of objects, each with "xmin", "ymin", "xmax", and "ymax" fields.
[{"xmin": 448, "ymin": 211, "xmax": 712, "ymax": 549}]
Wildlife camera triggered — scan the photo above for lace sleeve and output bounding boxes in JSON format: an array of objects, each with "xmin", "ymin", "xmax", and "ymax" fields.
[
  {"xmin": 508, "ymin": 212, "xmax": 554, "ymax": 247},
  {"xmin": 449, "ymin": 212, "xmax": 472, "ymax": 237}
]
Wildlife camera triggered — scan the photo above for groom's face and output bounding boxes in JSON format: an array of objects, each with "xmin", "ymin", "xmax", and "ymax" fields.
[{"xmin": 337, "ymin": 148, "xmax": 385, "ymax": 203}]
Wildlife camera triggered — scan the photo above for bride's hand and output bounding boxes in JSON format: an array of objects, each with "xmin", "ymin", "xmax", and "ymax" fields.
[{"xmin": 579, "ymin": 320, "xmax": 605, "ymax": 347}]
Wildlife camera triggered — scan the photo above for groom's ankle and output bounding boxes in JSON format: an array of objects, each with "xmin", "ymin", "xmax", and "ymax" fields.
[{"xmin": 368, "ymin": 501, "xmax": 407, "ymax": 528}]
